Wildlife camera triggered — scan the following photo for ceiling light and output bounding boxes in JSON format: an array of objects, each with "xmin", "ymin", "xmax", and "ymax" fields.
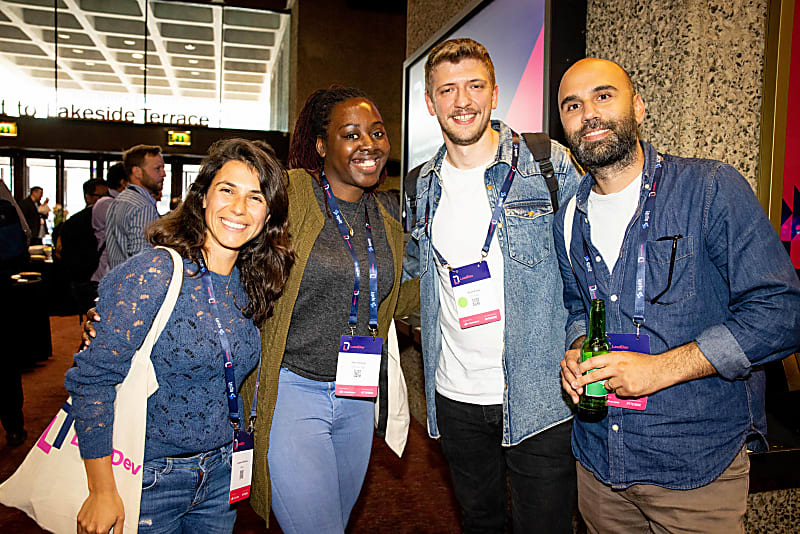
[
  {"xmin": 58, "ymin": 34, "xmax": 70, "ymax": 39},
  {"xmin": 124, "ymin": 40, "xmax": 136, "ymax": 46},
  {"xmin": 132, "ymin": 53, "xmax": 143, "ymax": 59},
  {"xmin": 185, "ymin": 44, "xmax": 196, "ymax": 51},
  {"xmin": 191, "ymin": 71, "xmax": 199, "ymax": 76},
  {"xmin": 86, "ymin": 61, "xmax": 95, "ymax": 66},
  {"xmin": 140, "ymin": 66, "xmax": 146, "ymax": 71},
  {"xmin": 188, "ymin": 59, "xmax": 198, "ymax": 64},
  {"xmin": 73, "ymin": 48, "xmax": 83, "ymax": 54}
]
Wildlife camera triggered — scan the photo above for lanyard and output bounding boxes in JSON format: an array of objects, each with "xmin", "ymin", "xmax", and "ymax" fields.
[
  {"xmin": 197, "ymin": 256, "xmax": 262, "ymax": 431},
  {"xmin": 580, "ymin": 155, "xmax": 663, "ymax": 336},
  {"xmin": 320, "ymin": 174, "xmax": 379, "ymax": 336},
  {"xmin": 424, "ymin": 133, "xmax": 520, "ymax": 269}
]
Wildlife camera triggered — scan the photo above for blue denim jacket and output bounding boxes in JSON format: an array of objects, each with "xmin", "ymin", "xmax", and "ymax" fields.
[
  {"xmin": 402, "ymin": 121, "xmax": 581, "ymax": 445},
  {"xmin": 553, "ymin": 141, "xmax": 800, "ymax": 489}
]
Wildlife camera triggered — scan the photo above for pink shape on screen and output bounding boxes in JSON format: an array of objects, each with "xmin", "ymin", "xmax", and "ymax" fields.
[{"xmin": 506, "ymin": 28, "xmax": 545, "ymax": 133}]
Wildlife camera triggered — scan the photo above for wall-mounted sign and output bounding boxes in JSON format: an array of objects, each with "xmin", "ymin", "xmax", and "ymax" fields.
[
  {"xmin": 0, "ymin": 121, "xmax": 17, "ymax": 136},
  {"xmin": 168, "ymin": 130, "xmax": 191, "ymax": 146}
]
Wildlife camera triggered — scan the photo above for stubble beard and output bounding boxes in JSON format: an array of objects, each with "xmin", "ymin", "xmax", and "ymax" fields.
[
  {"xmin": 439, "ymin": 109, "xmax": 491, "ymax": 147},
  {"xmin": 568, "ymin": 111, "xmax": 639, "ymax": 172}
]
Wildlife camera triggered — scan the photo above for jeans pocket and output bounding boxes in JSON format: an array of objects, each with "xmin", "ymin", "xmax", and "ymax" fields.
[{"xmin": 141, "ymin": 459, "xmax": 170, "ymax": 491}]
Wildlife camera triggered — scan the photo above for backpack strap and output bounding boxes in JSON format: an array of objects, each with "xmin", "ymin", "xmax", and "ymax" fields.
[
  {"xmin": 402, "ymin": 163, "xmax": 424, "ymax": 230},
  {"xmin": 522, "ymin": 132, "xmax": 559, "ymax": 212}
]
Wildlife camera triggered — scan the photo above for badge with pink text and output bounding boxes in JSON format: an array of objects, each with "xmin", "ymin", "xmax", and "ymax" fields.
[
  {"xmin": 335, "ymin": 335, "xmax": 382, "ymax": 397},
  {"xmin": 229, "ymin": 429, "xmax": 253, "ymax": 504},
  {"xmin": 606, "ymin": 333, "xmax": 650, "ymax": 411},
  {"xmin": 449, "ymin": 262, "xmax": 501, "ymax": 329}
]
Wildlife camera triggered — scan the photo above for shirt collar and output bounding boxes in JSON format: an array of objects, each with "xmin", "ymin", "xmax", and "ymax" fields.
[
  {"xmin": 420, "ymin": 119, "xmax": 509, "ymax": 181},
  {"xmin": 128, "ymin": 184, "xmax": 158, "ymax": 207},
  {"xmin": 576, "ymin": 140, "xmax": 658, "ymax": 214}
]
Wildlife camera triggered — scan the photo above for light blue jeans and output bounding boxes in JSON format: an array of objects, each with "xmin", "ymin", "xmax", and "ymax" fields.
[
  {"xmin": 138, "ymin": 443, "xmax": 236, "ymax": 533},
  {"xmin": 268, "ymin": 367, "xmax": 374, "ymax": 534}
]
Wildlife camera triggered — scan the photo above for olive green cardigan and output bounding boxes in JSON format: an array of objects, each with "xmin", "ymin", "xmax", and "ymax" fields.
[{"xmin": 239, "ymin": 168, "xmax": 419, "ymax": 522}]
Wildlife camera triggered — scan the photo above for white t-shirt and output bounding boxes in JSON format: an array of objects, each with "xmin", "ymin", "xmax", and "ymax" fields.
[
  {"xmin": 431, "ymin": 157, "xmax": 505, "ymax": 405},
  {"xmin": 587, "ymin": 174, "xmax": 642, "ymax": 273}
]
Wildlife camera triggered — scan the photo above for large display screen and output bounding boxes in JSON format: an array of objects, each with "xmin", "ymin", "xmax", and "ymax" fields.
[{"xmin": 403, "ymin": 0, "xmax": 548, "ymax": 172}]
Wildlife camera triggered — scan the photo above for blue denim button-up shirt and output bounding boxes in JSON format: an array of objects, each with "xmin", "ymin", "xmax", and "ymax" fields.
[
  {"xmin": 402, "ymin": 121, "xmax": 581, "ymax": 445},
  {"xmin": 553, "ymin": 141, "xmax": 800, "ymax": 489}
]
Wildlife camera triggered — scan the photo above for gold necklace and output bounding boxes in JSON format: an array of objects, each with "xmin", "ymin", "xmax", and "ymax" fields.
[
  {"xmin": 340, "ymin": 195, "xmax": 365, "ymax": 237},
  {"xmin": 225, "ymin": 271, "xmax": 233, "ymax": 296}
]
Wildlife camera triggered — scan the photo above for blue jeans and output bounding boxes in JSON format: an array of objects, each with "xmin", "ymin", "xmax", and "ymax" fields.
[
  {"xmin": 435, "ymin": 393, "xmax": 576, "ymax": 534},
  {"xmin": 268, "ymin": 367, "xmax": 374, "ymax": 534},
  {"xmin": 138, "ymin": 443, "xmax": 236, "ymax": 534}
]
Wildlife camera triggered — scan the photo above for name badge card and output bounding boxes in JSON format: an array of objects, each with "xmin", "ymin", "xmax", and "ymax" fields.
[
  {"xmin": 335, "ymin": 335, "xmax": 383, "ymax": 398},
  {"xmin": 449, "ymin": 262, "xmax": 501, "ymax": 329},
  {"xmin": 606, "ymin": 333, "xmax": 651, "ymax": 411},
  {"xmin": 229, "ymin": 429, "xmax": 254, "ymax": 504}
]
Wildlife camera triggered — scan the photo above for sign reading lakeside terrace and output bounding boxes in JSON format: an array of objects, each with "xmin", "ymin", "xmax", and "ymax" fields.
[{"xmin": 1, "ymin": 99, "xmax": 209, "ymax": 127}]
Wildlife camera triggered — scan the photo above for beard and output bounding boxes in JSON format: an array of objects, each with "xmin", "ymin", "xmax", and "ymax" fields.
[
  {"xmin": 438, "ymin": 108, "xmax": 492, "ymax": 147},
  {"xmin": 567, "ymin": 110, "xmax": 639, "ymax": 171}
]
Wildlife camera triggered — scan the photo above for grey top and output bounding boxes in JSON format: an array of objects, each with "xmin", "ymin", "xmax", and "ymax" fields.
[{"xmin": 281, "ymin": 183, "xmax": 395, "ymax": 381}]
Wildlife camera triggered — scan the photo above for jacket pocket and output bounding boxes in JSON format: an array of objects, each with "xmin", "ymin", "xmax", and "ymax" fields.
[
  {"xmin": 645, "ymin": 235, "xmax": 695, "ymax": 305},
  {"xmin": 504, "ymin": 200, "xmax": 553, "ymax": 268}
]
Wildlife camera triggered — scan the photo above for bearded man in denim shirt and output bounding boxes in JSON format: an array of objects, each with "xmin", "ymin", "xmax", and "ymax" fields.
[
  {"xmin": 402, "ymin": 38, "xmax": 582, "ymax": 533},
  {"xmin": 555, "ymin": 58, "xmax": 800, "ymax": 532}
]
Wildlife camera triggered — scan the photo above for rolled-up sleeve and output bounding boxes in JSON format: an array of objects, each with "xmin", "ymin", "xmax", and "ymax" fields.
[{"xmin": 697, "ymin": 164, "xmax": 800, "ymax": 379}]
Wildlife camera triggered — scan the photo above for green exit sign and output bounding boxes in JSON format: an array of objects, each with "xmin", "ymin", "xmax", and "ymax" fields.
[
  {"xmin": 0, "ymin": 122, "xmax": 18, "ymax": 137},
  {"xmin": 167, "ymin": 130, "xmax": 191, "ymax": 146}
]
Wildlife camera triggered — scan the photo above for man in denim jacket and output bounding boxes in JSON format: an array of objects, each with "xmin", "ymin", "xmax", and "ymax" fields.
[
  {"xmin": 402, "ymin": 38, "xmax": 581, "ymax": 533},
  {"xmin": 555, "ymin": 58, "xmax": 800, "ymax": 532}
]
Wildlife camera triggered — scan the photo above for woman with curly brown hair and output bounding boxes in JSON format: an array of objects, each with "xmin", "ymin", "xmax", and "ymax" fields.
[
  {"xmin": 239, "ymin": 86, "xmax": 419, "ymax": 534},
  {"xmin": 66, "ymin": 138, "xmax": 294, "ymax": 534}
]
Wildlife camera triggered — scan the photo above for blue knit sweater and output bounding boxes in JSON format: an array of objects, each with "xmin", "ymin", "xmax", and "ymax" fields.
[{"xmin": 65, "ymin": 248, "xmax": 261, "ymax": 462}]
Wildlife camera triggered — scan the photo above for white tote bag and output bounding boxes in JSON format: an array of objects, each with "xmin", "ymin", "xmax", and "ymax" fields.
[{"xmin": 0, "ymin": 246, "xmax": 184, "ymax": 534}]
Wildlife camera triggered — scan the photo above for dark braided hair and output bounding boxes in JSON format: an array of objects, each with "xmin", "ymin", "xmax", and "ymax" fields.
[{"xmin": 287, "ymin": 85, "xmax": 387, "ymax": 215}]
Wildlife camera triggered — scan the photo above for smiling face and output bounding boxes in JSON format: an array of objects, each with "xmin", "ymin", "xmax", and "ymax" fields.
[
  {"xmin": 425, "ymin": 58, "xmax": 498, "ymax": 148},
  {"xmin": 316, "ymin": 97, "xmax": 389, "ymax": 202},
  {"xmin": 202, "ymin": 160, "xmax": 268, "ymax": 270},
  {"xmin": 558, "ymin": 59, "xmax": 645, "ymax": 171}
]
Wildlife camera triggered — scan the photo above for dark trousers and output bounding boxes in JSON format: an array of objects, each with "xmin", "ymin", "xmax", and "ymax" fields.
[
  {"xmin": 435, "ymin": 392, "xmax": 576, "ymax": 534},
  {"xmin": 0, "ymin": 366, "xmax": 24, "ymax": 435},
  {"xmin": 0, "ymin": 277, "xmax": 24, "ymax": 435}
]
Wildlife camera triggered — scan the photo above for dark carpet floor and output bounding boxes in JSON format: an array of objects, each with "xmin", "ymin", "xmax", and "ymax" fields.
[{"xmin": 0, "ymin": 316, "xmax": 461, "ymax": 533}]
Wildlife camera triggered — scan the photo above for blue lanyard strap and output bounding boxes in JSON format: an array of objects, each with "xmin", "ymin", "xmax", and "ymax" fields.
[
  {"xmin": 580, "ymin": 155, "xmax": 663, "ymax": 335},
  {"xmin": 198, "ymin": 257, "xmax": 262, "ymax": 431},
  {"xmin": 320, "ymin": 174, "xmax": 379, "ymax": 335},
  {"xmin": 426, "ymin": 132, "xmax": 520, "ymax": 269}
]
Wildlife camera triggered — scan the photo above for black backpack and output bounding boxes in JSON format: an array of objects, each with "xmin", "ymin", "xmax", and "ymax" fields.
[
  {"xmin": 58, "ymin": 206, "xmax": 101, "ymax": 282},
  {"xmin": 402, "ymin": 132, "xmax": 560, "ymax": 230}
]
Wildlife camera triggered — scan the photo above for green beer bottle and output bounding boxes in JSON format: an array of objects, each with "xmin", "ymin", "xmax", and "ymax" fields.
[{"xmin": 578, "ymin": 299, "xmax": 610, "ymax": 422}]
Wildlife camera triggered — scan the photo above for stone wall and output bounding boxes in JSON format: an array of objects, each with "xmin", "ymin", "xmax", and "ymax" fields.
[{"xmin": 585, "ymin": 0, "xmax": 768, "ymax": 189}]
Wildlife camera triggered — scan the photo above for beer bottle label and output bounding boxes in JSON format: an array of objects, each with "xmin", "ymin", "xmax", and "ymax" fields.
[{"xmin": 582, "ymin": 350, "xmax": 610, "ymax": 397}]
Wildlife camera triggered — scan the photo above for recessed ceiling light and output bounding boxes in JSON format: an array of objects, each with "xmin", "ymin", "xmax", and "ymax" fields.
[
  {"xmin": 124, "ymin": 40, "xmax": 136, "ymax": 46},
  {"xmin": 73, "ymin": 48, "xmax": 83, "ymax": 54},
  {"xmin": 86, "ymin": 61, "xmax": 95, "ymax": 66},
  {"xmin": 140, "ymin": 66, "xmax": 146, "ymax": 71},
  {"xmin": 188, "ymin": 59, "xmax": 198, "ymax": 64},
  {"xmin": 132, "ymin": 53, "xmax": 143, "ymax": 59},
  {"xmin": 185, "ymin": 44, "xmax": 196, "ymax": 51},
  {"xmin": 191, "ymin": 71, "xmax": 199, "ymax": 76},
  {"xmin": 58, "ymin": 33, "xmax": 70, "ymax": 39}
]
